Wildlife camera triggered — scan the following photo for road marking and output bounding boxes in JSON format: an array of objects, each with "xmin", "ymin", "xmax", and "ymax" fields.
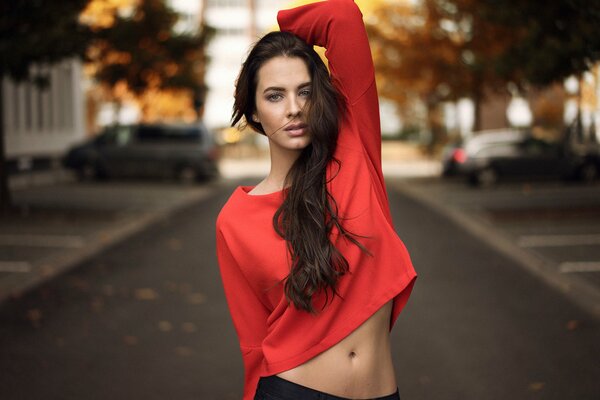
[
  {"xmin": 518, "ymin": 234, "xmax": 600, "ymax": 247},
  {"xmin": 559, "ymin": 262, "xmax": 600, "ymax": 273},
  {"xmin": 0, "ymin": 234, "xmax": 84, "ymax": 248},
  {"xmin": 0, "ymin": 261, "xmax": 32, "ymax": 273}
]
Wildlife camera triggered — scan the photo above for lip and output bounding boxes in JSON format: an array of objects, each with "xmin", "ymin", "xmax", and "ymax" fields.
[{"xmin": 285, "ymin": 123, "xmax": 308, "ymax": 136}]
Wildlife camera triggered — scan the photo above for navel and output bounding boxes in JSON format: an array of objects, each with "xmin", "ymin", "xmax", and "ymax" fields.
[{"xmin": 348, "ymin": 351, "xmax": 357, "ymax": 359}]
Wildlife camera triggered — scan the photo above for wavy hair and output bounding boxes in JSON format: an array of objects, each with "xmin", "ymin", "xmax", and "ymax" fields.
[{"xmin": 232, "ymin": 31, "xmax": 371, "ymax": 314}]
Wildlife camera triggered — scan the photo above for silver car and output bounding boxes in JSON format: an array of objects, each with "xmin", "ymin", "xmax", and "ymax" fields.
[{"xmin": 451, "ymin": 129, "xmax": 589, "ymax": 186}]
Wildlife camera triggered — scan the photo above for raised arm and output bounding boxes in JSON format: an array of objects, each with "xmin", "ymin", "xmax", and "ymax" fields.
[
  {"xmin": 277, "ymin": 0, "xmax": 375, "ymax": 105},
  {"xmin": 216, "ymin": 228, "xmax": 269, "ymax": 400},
  {"xmin": 278, "ymin": 0, "xmax": 385, "ymax": 187}
]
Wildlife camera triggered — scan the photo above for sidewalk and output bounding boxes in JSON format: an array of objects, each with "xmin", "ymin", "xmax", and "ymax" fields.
[
  {"xmin": 389, "ymin": 177, "xmax": 600, "ymax": 319},
  {"xmin": 0, "ymin": 174, "xmax": 221, "ymax": 304},
  {"xmin": 218, "ymin": 140, "xmax": 441, "ymax": 179}
]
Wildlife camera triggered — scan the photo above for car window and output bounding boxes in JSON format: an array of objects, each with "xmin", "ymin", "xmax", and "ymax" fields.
[
  {"xmin": 168, "ymin": 127, "xmax": 202, "ymax": 142},
  {"xmin": 137, "ymin": 126, "xmax": 166, "ymax": 141},
  {"xmin": 476, "ymin": 143, "xmax": 519, "ymax": 158},
  {"xmin": 115, "ymin": 126, "xmax": 132, "ymax": 146},
  {"xmin": 95, "ymin": 126, "xmax": 132, "ymax": 146},
  {"xmin": 520, "ymin": 138, "xmax": 554, "ymax": 155},
  {"xmin": 135, "ymin": 125, "xmax": 203, "ymax": 143},
  {"xmin": 95, "ymin": 131, "xmax": 115, "ymax": 146}
]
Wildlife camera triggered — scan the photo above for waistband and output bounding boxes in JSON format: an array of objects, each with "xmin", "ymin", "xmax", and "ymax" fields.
[{"xmin": 256, "ymin": 375, "xmax": 400, "ymax": 400}]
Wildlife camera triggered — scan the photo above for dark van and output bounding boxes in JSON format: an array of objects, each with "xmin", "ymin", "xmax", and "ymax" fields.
[{"xmin": 62, "ymin": 123, "xmax": 220, "ymax": 183}]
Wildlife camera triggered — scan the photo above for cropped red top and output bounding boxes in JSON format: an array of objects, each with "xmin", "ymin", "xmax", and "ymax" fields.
[{"xmin": 215, "ymin": 1, "xmax": 417, "ymax": 399}]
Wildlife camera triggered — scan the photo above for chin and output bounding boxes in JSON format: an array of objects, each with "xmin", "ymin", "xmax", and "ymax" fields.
[{"xmin": 290, "ymin": 141, "xmax": 311, "ymax": 150}]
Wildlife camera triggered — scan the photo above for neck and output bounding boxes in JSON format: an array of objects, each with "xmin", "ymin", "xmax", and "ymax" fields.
[{"xmin": 266, "ymin": 145, "xmax": 302, "ymax": 189}]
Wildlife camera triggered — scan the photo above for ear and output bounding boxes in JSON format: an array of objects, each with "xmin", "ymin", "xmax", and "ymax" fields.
[{"xmin": 252, "ymin": 114, "xmax": 260, "ymax": 123}]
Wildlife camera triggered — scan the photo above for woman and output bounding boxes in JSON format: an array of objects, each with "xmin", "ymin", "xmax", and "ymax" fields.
[{"xmin": 215, "ymin": 1, "xmax": 417, "ymax": 399}]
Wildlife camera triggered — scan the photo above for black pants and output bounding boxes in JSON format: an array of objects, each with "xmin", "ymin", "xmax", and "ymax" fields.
[{"xmin": 254, "ymin": 375, "xmax": 400, "ymax": 400}]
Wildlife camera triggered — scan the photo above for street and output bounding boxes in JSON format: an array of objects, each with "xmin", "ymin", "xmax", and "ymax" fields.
[{"xmin": 0, "ymin": 177, "xmax": 598, "ymax": 400}]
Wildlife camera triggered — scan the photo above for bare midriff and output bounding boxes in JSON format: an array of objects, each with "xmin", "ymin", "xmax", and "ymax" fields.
[{"xmin": 276, "ymin": 300, "xmax": 397, "ymax": 399}]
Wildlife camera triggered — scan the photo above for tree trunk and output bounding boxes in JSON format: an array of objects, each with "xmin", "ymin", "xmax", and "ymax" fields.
[
  {"xmin": 113, "ymin": 101, "xmax": 121, "ymax": 125},
  {"xmin": 472, "ymin": 87, "xmax": 483, "ymax": 132},
  {"xmin": 0, "ymin": 77, "xmax": 13, "ymax": 216},
  {"xmin": 425, "ymin": 99, "xmax": 446, "ymax": 155}
]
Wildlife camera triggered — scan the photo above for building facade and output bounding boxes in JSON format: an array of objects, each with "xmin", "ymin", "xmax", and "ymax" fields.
[
  {"xmin": 203, "ymin": 0, "xmax": 279, "ymax": 131},
  {"xmin": 2, "ymin": 59, "xmax": 85, "ymax": 173}
]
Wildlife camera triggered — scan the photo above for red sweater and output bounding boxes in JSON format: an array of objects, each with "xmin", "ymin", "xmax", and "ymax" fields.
[{"xmin": 215, "ymin": 1, "xmax": 417, "ymax": 399}]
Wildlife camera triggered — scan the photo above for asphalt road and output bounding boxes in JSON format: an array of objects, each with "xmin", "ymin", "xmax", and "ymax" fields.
[{"xmin": 0, "ymin": 178, "xmax": 598, "ymax": 400}]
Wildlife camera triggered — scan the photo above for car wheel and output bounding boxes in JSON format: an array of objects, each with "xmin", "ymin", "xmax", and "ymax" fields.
[
  {"xmin": 579, "ymin": 162, "xmax": 598, "ymax": 183},
  {"xmin": 78, "ymin": 162, "xmax": 101, "ymax": 181},
  {"xmin": 176, "ymin": 165, "xmax": 198, "ymax": 184},
  {"xmin": 475, "ymin": 167, "xmax": 498, "ymax": 187}
]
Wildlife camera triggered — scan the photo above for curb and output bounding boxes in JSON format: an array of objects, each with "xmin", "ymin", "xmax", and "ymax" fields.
[
  {"xmin": 390, "ymin": 179, "xmax": 600, "ymax": 319},
  {"xmin": 0, "ymin": 181, "xmax": 221, "ymax": 305}
]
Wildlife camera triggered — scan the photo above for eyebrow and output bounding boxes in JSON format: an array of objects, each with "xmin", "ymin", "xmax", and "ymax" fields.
[{"xmin": 263, "ymin": 82, "xmax": 311, "ymax": 94}]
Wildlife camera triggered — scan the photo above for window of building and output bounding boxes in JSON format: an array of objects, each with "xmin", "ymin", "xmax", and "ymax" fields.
[
  {"xmin": 24, "ymin": 83, "xmax": 32, "ymax": 131},
  {"xmin": 37, "ymin": 85, "xmax": 44, "ymax": 131},
  {"xmin": 59, "ymin": 62, "xmax": 73, "ymax": 130},
  {"xmin": 207, "ymin": 0, "xmax": 246, "ymax": 8},
  {"xmin": 13, "ymin": 84, "xmax": 21, "ymax": 133}
]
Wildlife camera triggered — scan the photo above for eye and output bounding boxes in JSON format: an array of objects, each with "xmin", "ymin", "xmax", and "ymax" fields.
[
  {"xmin": 266, "ymin": 93, "xmax": 283, "ymax": 102},
  {"xmin": 299, "ymin": 88, "xmax": 311, "ymax": 97}
]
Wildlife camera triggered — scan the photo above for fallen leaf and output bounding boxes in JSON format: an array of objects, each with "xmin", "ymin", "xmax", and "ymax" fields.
[
  {"xmin": 123, "ymin": 335, "xmax": 138, "ymax": 346},
  {"xmin": 528, "ymin": 382, "xmax": 545, "ymax": 392},
  {"xmin": 102, "ymin": 285, "xmax": 115, "ymax": 297},
  {"xmin": 179, "ymin": 283, "xmax": 192, "ymax": 294},
  {"xmin": 167, "ymin": 238, "xmax": 182, "ymax": 251},
  {"xmin": 39, "ymin": 264, "xmax": 56, "ymax": 278},
  {"xmin": 26, "ymin": 308, "xmax": 42, "ymax": 328},
  {"xmin": 181, "ymin": 322, "xmax": 197, "ymax": 333},
  {"xmin": 158, "ymin": 321, "xmax": 173, "ymax": 332},
  {"xmin": 187, "ymin": 292, "xmax": 206, "ymax": 305},
  {"xmin": 165, "ymin": 281, "xmax": 178, "ymax": 292},
  {"xmin": 68, "ymin": 277, "xmax": 90, "ymax": 291},
  {"xmin": 90, "ymin": 296, "xmax": 104, "ymax": 312},
  {"xmin": 175, "ymin": 346, "xmax": 193, "ymax": 357},
  {"xmin": 134, "ymin": 288, "xmax": 158, "ymax": 300},
  {"xmin": 565, "ymin": 320, "xmax": 580, "ymax": 331}
]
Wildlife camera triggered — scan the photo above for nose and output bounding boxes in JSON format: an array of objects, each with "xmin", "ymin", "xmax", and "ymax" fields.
[{"xmin": 287, "ymin": 95, "xmax": 303, "ymax": 118}]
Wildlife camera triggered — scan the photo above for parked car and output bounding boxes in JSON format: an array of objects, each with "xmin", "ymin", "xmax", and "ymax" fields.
[
  {"xmin": 441, "ymin": 140, "xmax": 466, "ymax": 177},
  {"xmin": 63, "ymin": 123, "xmax": 220, "ymax": 183},
  {"xmin": 564, "ymin": 122, "xmax": 600, "ymax": 183},
  {"xmin": 444, "ymin": 129, "xmax": 595, "ymax": 186}
]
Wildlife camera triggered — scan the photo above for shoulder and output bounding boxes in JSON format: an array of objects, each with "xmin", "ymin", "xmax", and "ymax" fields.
[{"xmin": 216, "ymin": 187, "xmax": 241, "ymax": 234}]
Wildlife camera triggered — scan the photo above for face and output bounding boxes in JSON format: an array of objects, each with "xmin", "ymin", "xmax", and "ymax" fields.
[{"xmin": 253, "ymin": 56, "xmax": 312, "ymax": 152}]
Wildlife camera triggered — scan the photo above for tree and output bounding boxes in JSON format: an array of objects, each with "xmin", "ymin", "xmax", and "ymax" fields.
[
  {"xmin": 478, "ymin": 0, "xmax": 600, "ymax": 87},
  {"xmin": 367, "ymin": 0, "xmax": 519, "ymax": 151},
  {"xmin": 368, "ymin": 0, "xmax": 600, "ymax": 151},
  {"xmin": 87, "ymin": 0, "xmax": 213, "ymax": 121},
  {"xmin": 0, "ymin": 0, "xmax": 92, "ymax": 214},
  {"xmin": 479, "ymin": 0, "xmax": 600, "ymax": 139}
]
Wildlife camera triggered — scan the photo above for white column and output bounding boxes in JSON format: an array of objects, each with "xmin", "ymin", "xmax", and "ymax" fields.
[
  {"xmin": 51, "ymin": 66, "xmax": 60, "ymax": 133},
  {"xmin": 71, "ymin": 59, "xmax": 85, "ymax": 142}
]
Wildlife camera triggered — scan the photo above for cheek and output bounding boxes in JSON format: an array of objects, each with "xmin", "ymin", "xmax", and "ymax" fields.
[{"xmin": 257, "ymin": 102, "xmax": 283, "ymax": 124}]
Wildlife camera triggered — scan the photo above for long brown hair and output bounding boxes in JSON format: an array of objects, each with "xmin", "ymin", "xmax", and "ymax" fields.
[{"xmin": 232, "ymin": 31, "xmax": 372, "ymax": 314}]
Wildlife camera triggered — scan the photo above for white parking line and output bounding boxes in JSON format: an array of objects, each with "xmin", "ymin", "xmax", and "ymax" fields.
[
  {"xmin": 0, "ymin": 261, "xmax": 32, "ymax": 273},
  {"xmin": 0, "ymin": 234, "xmax": 84, "ymax": 248},
  {"xmin": 518, "ymin": 234, "xmax": 600, "ymax": 247},
  {"xmin": 559, "ymin": 262, "xmax": 600, "ymax": 273}
]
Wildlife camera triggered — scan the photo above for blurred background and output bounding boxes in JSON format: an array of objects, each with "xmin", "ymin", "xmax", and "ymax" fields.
[{"xmin": 0, "ymin": 0, "xmax": 599, "ymax": 399}]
